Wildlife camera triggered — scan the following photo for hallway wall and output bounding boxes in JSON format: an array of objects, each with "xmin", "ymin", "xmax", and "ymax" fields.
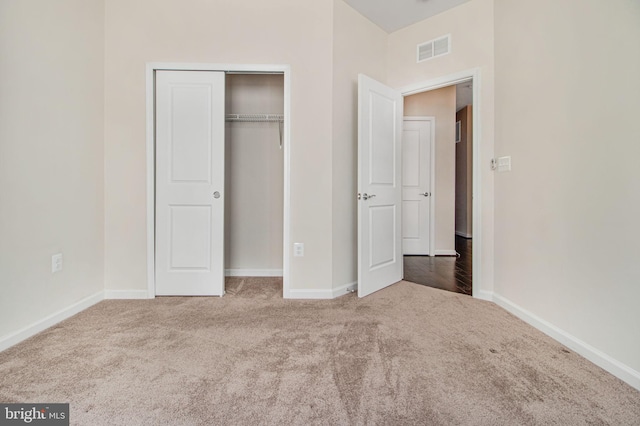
[
  {"xmin": 404, "ymin": 87, "xmax": 457, "ymax": 254},
  {"xmin": 455, "ymin": 105, "xmax": 473, "ymax": 238}
]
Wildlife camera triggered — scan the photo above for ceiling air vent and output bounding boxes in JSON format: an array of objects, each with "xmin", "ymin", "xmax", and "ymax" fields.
[{"xmin": 417, "ymin": 35, "xmax": 451, "ymax": 63}]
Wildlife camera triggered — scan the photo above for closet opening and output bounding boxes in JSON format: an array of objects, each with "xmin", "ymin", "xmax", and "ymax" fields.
[
  {"xmin": 224, "ymin": 73, "xmax": 285, "ymax": 296},
  {"xmin": 146, "ymin": 63, "xmax": 291, "ymax": 299}
]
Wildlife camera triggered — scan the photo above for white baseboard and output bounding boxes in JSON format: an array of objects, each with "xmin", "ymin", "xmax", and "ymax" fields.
[
  {"xmin": 332, "ymin": 282, "xmax": 357, "ymax": 298},
  {"xmin": 434, "ymin": 249, "xmax": 458, "ymax": 256},
  {"xmin": 104, "ymin": 289, "xmax": 151, "ymax": 299},
  {"xmin": 492, "ymin": 293, "xmax": 640, "ymax": 392},
  {"xmin": 286, "ymin": 282, "xmax": 357, "ymax": 299},
  {"xmin": 286, "ymin": 288, "xmax": 333, "ymax": 299},
  {"xmin": 0, "ymin": 291, "xmax": 104, "ymax": 353},
  {"xmin": 225, "ymin": 269, "xmax": 283, "ymax": 277},
  {"xmin": 474, "ymin": 289, "xmax": 493, "ymax": 301},
  {"xmin": 455, "ymin": 231, "xmax": 473, "ymax": 239}
]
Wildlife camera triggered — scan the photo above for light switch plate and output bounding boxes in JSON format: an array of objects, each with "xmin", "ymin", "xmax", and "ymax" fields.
[
  {"xmin": 293, "ymin": 243, "xmax": 304, "ymax": 257},
  {"xmin": 497, "ymin": 156, "xmax": 511, "ymax": 172},
  {"xmin": 52, "ymin": 253, "xmax": 63, "ymax": 273}
]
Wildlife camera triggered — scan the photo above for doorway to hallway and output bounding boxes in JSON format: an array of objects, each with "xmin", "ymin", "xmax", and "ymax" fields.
[{"xmin": 401, "ymin": 77, "xmax": 474, "ymax": 296}]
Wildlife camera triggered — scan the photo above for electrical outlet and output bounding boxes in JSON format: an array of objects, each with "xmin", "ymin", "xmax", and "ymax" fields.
[
  {"xmin": 52, "ymin": 253, "xmax": 63, "ymax": 273},
  {"xmin": 293, "ymin": 243, "xmax": 304, "ymax": 257}
]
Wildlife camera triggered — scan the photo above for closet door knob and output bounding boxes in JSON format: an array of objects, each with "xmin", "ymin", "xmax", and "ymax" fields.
[{"xmin": 213, "ymin": 191, "xmax": 221, "ymax": 199}]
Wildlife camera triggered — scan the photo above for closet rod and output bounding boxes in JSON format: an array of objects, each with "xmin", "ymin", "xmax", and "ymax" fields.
[
  {"xmin": 225, "ymin": 113, "xmax": 283, "ymax": 122},
  {"xmin": 225, "ymin": 114, "xmax": 284, "ymax": 149}
]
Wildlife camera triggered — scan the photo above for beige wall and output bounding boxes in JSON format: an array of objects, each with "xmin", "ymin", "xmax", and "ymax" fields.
[
  {"xmin": 405, "ymin": 87, "xmax": 457, "ymax": 253},
  {"xmin": 494, "ymin": 0, "xmax": 640, "ymax": 372},
  {"xmin": 387, "ymin": 0, "xmax": 495, "ymax": 292},
  {"xmin": 0, "ymin": 0, "xmax": 105, "ymax": 339},
  {"xmin": 103, "ymin": 0, "xmax": 334, "ymax": 293},
  {"xmin": 331, "ymin": 0, "xmax": 388, "ymax": 289},
  {"xmin": 224, "ymin": 74, "xmax": 284, "ymax": 273},
  {"xmin": 455, "ymin": 105, "xmax": 473, "ymax": 237}
]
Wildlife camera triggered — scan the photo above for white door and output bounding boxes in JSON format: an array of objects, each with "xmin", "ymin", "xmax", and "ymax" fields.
[
  {"xmin": 155, "ymin": 71, "xmax": 225, "ymax": 296},
  {"xmin": 402, "ymin": 118, "xmax": 434, "ymax": 255},
  {"xmin": 357, "ymin": 74, "xmax": 403, "ymax": 298}
]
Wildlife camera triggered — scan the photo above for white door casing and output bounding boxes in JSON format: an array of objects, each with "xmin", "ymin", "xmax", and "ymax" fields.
[
  {"xmin": 402, "ymin": 118, "xmax": 435, "ymax": 255},
  {"xmin": 357, "ymin": 74, "xmax": 404, "ymax": 298},
  {"xmin": 155, "ymin": 70, "xmax": 225, "ymax": 296}
]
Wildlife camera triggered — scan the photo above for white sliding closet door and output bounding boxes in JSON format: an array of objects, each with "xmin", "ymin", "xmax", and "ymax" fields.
[{"xmin": 155, "ymin": 70, "xmax": 225, "ymax": 296}]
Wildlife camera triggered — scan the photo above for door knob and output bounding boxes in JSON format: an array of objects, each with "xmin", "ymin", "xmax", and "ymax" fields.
[
  {"xmin": 213, "ymin": 191, "xmax": 221, "ymax": 199},
  {"xmin": 362, "ymin": 193, "xmax": 376, "ymax": 200},
  {"xmin": 420, "ymin": 192, "xmax": 430, "ymax": 197}
]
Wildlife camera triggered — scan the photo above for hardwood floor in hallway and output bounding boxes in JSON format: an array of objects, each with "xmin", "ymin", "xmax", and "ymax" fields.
[{"xmin": 403, "ymin": 236, "xmax": 472, "ymax": 295}]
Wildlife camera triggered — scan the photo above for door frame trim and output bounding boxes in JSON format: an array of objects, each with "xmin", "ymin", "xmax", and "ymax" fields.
[
  {"xmin": 145, "ymin": 62, "xmax": 292, "ymax": 298},
  {"xmin": 402, "ymin": 116, "xmax": 436, "ymax": 256},
  {"xmin": 398, "ymin": 68, "xmax": 483, "ymax": 298}
]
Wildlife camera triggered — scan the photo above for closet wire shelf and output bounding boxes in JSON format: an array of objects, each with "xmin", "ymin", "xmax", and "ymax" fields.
[
  {"xmin": 225, "ymin": 113, "xmax": 283, "ymax": 122},
  {"xmin": 225, "ymin": 114, "xmax": 285, "ymax": 149}
]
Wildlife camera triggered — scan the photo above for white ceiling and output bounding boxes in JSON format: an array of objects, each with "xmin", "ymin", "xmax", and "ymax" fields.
[{"xmin": 343, "ymin": 0, "xmax": 472, "ymax": 33}]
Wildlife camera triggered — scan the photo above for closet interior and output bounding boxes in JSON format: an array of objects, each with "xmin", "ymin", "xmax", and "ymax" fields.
[{"xmin": 224, "ymin": 74, "xmax": 284, "ymax": 281}]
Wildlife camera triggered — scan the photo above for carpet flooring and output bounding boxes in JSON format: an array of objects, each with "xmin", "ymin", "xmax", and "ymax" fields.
[{"xmin": 0, "ymin": 279, "xmax": 639, "ymax": 425}]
